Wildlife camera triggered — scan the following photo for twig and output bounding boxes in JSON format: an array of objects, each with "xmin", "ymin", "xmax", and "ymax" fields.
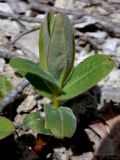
[
  {"xmin": 29, "ymin": 3, "xmax": 120, "ymax": 37},
  {"xmin": 29, "ymin": 2, "xmax": 86, "ymax": 17},
  {"xmin": 0, "ymin": 80, "xmax": 29, "ymax": 112},
  {"xmin": 11, "ymin": 26, "xmax": 40, "ymax": 45},
  {"xmin": 0, "ymin": 11, "xmax": 42, "ymax": 23}
]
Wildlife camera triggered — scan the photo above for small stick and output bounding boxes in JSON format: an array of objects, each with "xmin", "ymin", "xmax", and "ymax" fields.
[
  {"xmin": 29, "ymin": 3, "xmax": 120, "ymax": 37},
  {"xmin": 11, "ymin": 26, "xmax": 40, "ymax": 45},
  {"xmin": 0, "ymin": 11, "xmax": 42, "ymax": 23},
  {"xmin": 0, "ymin": 80, "xmax": 29, "ymax": 112},
  {"xmin": 29, "ymin": 2, "xmax": 86, "ymax": 17}
]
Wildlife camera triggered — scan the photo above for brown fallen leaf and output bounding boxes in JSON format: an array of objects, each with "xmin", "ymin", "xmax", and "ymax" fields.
[{"xmin": 89, "ymin": 102, "xmax": 120, "ymax": 159}]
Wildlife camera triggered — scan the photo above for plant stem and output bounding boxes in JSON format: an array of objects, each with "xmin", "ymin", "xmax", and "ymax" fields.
[{"xmin": 52, "ymin": 94, "xmax": 59, "ymax": 108}]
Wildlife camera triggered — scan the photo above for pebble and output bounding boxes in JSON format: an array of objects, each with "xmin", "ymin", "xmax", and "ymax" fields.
[
  {"xmin": 74, "ymin": 1, "xmax": 89, "ymax": 9},
  {"xmin": 102, "ymin": 38, "xmax": 118, "ymax": 54},
  {"xmin": 87, "ymin": 31, "xmax": 107, "ymax": 39},
  {"xmin": 80, "ymin": 152, "xmax": 94, "ymax": 160},
  {"xmin": 110, "ymin": 13, "xmax": 120, "ymax": 23},
  {"xmin": 15, "ymin": 30, "xmax": 39, "ymax": 60},
  {"xmin": 96, "ymin": 6, "xmax": 109, "ymax": 15},
  {"xmin": 99, "ymin": 69, "xmax": 120, "ymax": 107},
  {"xmin": 14, "ymin": 114, "xmax": 26, "ymax": 127},
  {"xmin": 38, "ymin": 97, "xmax": 51, "ymax": 105},
  {"xmin": 74, "ymin": 16, "xmax": 97, "ymax": 28},
  {"xmin": 0, "ymin": 58, "xmax": 5, "ymax": 72},
  {"xmin": 0, "ymin": 31, "xmax": 8, "ymax": 45},
  {"xmin": 52, "ymin": 147, "xmax": 69, "ymax": 160},
  {"xmin": 0, "ymin": 2, "xmax": 13, "ymax": 13},
  {"xmin": 100, "ymin": 69, "xmax": 120, "ymax": 88},
  {"xmin": 17, "ymin": 1, "xmax": 28, "ymax": 14},
  {"xmin": 55, "ymin": 0, "xmax": 73, "ymax": 9},
  {"xmin": 17, "ymin": 95, "xmax": 37, "ymax": 113},
  {"xmin": 0, "ymin": 19, "xmax": 22, "ymax": 37}
]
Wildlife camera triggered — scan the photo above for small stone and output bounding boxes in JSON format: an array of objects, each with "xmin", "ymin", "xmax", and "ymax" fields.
[
  {"xmin": 52, "ymin": 147, "xmax": 69, "ymax": 160},
  {"xmin": 36, "ymin": 14, "xmax": 45, "ymax": 19},
  {"xmin": 99, "ymin": 69, "xmax": 120, "ymax": 88},
  {"xmin": 15, "ymin": 30, "xmax": 39, "ymax": 60},
  {"xmin": 74, "ymin": 16, "xmax": 97, "ymax": 28},
  {"xmin": 87, "ymin": 31, "xmax": 107, "ymax": 39},
  {"xmin": 23, "ymin": 85, "xmax": 36, "ymax": 96},
  {"xmin": 0, "ymin": 58, "xmax": 5, "ymax": 72},
  {"xmin": 85, "ymin": 6, "xmax": 96, "ymax": 14},
  {"xmin": 96, "ymin": 6, "xmax": 109, "ymax": 15},
  {"xmin": 101, "ymin": 87, "xmax": 120, "ymax": 105},
  {"xmin": 17, "ymin": 95, "xmax": 37, "ymax": 113},
  {"xmin": 17, "ymin": 1, "xmax": 28, "ymax": 14},
  {"xmin": 0, "ymin": 2, "xmax": 13, "ymax": 13},
  {"xmin": 0, "ymin": 31, "xmax": 8, "ymax": 45},
  {"xmin": 37, "ymin": 100, "xmax": 43, "ymax": 110},
  {"xmin": 16, "ymin": 49, "xmax": 24, "ymax": 56},
  {"xmin": 98, "ymin": 69, "xmax": 120, "ymax": 106},
  {"xmin": 0, "ymin": 19, "xmax": 22, "ymax": 37},
  {"xmin": 14, "ymin": 114, "xmax": 26, "ymax": 127},
  {"xmin": 80, "ymin": 152, "xmax": 94, "ymax": 160},
  {"xmin": 55, "ymin": 0, "xmax": 73, "ymax": 9},
  {"xmin": 102, "ymin": 38, "xmax": 118, "ymax": 54},
  {"xmin": 85, "ymin": 128, "xmax": 100, "ymax": 144},
  {"xmin": 110, "ymin": 13, "xmax": 120, "ymax": 23},
  {"xmin": 38, "ymin": 97, "xmax": 51, "ymax": 106},
  {"xmin": 74, "ymin": 1, "xmax": 89, "ymax": 9}
]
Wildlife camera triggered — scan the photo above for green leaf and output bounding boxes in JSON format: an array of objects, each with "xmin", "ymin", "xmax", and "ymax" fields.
[
  {"xmin": 39, "ymin": 13, "xmax": 75, "ymax": 85},
  {"xmin": 39, "ymin": 13, "xmax": 55, "ymax": 70},
  {"xmin": 10, "ymin": 57, "xmax": 64, "ymax": 94},
  {"xmin": 0, "ymin": 116, "xmax": 15, "ymax": 140},
  {"xmin": 24, "ymin": 112, "xmax": 50, "ymax": 135},
  {"xmin": 0, "ymin": 74, "xmax": 12, "ymax": 101},
  {"xmin": 47, "ymin": 13, "xmax": 75, "ymax": 85},
  {"xmin": 26, "ymin": 73, "xmax": 53, "ymax": 98},
  {"xmin": 39, "ymin": 22, "xmax": 48, "ymax": 70},
  {"xmin": 59, "ymin": 54, "xmax": 114, "ymax": 100},
  {"xmin": 44, "ymin": 105, "xmax": 76, "ymax": 139},
  {"xmin": 17, "ymin": 71, "xmax": 52, "ymax": 98}
]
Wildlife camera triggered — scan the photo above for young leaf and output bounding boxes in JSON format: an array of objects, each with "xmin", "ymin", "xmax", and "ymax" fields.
[
  {"xmin": 24, "ymin": 112, "xmax": 50, "ymax": 135},
  {"xmin": 0, "ymin": 116, "xmax": 15, "ymax": 140},
  {"xmin": 39, "ymin": 13, "xmax": 55, "ymax": 70},
  {"xmin": 10, "ymin": 57, "xmax": 64, "ymax": 95},
  {"xmin": 59, "ymin": 54, "xmax": 114, "ymax": 100},
  {"xmin": 47, "ymin": 13, "xmax": 75, "ymax": 85},
  {"xmin": 39, "ymin": 13, "xmax": 75, "ymax": 85},
  {"xmin": 44, "ymin": 105, "xmax": 76, "ymax": 139},
  {"xmin": 0, "ymin": 74, "xmax": 12, "ymax": 100}
]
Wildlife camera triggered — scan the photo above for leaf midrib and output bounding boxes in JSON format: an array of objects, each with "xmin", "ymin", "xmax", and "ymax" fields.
[
  {"xmin": 64, "ymin": 60, "xmax": 110, "ymax": 90},
  {"xmin": 58, "ymin": 108, "xmax": 64, "ymax": 137}
]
